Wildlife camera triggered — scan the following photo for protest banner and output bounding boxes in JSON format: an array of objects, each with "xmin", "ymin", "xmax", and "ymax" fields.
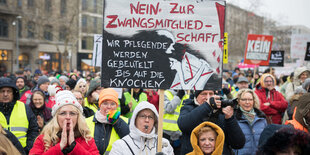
[
  {"xmin": 102, "ymin": 0, "xmax": 226, "ymax": 91},
  {"xmin": 223, "ymin": 32, "xmax": 228, "ymax": 64},
  {"xmin": 291, "ymin": 34, "xmax": 310, "ymax": 59},
  {"xmin": 305, "ymin": 42, "xmax": 310, "ymax": 61},
  {"xmin": 269, "ymin": 50, "xmax": 284, "ymax": 67},
  {"xmin": 92, "ymin": 34, "xmax": 103, "ymax": 67},
  {"xmin": 244, "ymin": 34, "xmax": 273, "ymax": 66}
]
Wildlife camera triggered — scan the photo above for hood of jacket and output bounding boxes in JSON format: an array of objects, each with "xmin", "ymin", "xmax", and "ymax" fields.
[
  {"xmin": 293, "ymin": 66, "xmax": 310, "ymax": 86},
  {"xmin": 259, "ymin": 73, "xmax": 276, "ymax": 89},
  {"xmin": 189, "ymin": 121, "xmax": 225, "ymax": 155},
  {"xmin": 129, "ymin": 101, "xmax": 159, "ymax": 152}
]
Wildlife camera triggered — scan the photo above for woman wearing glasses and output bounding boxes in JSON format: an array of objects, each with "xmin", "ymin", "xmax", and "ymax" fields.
[
  {"xmin": 110, "ymin": 101, "xmax": 173, "ymax": 155},
  {"xmin": 86, "ymin": 88, "xmax": 129, "ymax": 155},
  {"xmin": 255, "ymin": 74, "xmax": 288, "ymax": 124},
  {"xmin": 29, "ymin": 90, "xmax": 99, "ymax": 154},
  {"xmin": 233, "ymin": 89, "xmax": 267, "ymax": 155}
]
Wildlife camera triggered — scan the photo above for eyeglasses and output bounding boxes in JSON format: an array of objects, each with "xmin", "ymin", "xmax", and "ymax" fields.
[
  {"xmin": 79, "ymin": 85, "xmax": 86, "ymax": 88},
  {"xmin": 58, "ymin": 111, "xmax": 78, "ymax": 117},
  {"xmin": 240, "ymin": 98, "xmax": 253, "ymax": 102},
  {"xmin": 76, "ymin": 98, "xmax": 83, "ymax": 101},
  {"xmin": 264, "ymin": 80, "xmax": 274, "ymax": 83},
  {"xmin": 138, "ymin": 114, "xmax": 154, "ymax": 120},
  {"xmin": 101, "ymin": 102, "xmax": 116, "ymax": 107}
]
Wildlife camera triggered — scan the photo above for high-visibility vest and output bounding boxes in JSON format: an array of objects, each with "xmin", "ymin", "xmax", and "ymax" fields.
[
  {"xmin": 86, "ymin": 115, "xmax": 128, "ymax": 154},
  {"xmin": 123, "ymin": 92, "xmax": 147, "ymax": 118},
  {"xmin": 0, "ymin": 101, "xmax": 29, "ymax": 147},
  {"xmin": 163, "ymin": 90, "xmax": 189, "ymax": 132},
  {"xmin": 84, "ymin": 97, "xmax": 99, "ymax": 113}
]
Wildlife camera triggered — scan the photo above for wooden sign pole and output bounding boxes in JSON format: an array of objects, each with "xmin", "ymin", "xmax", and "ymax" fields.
[{"xmin": 157, "ymin": 89, "xmax": 165, "ymax": 152}]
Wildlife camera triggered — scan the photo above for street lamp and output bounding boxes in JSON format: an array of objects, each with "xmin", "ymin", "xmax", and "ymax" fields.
[{"xmin": 12, "ymin": 15, "xmax": 22, "ymax": 71}]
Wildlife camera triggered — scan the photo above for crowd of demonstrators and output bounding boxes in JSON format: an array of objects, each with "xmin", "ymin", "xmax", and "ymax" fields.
[{"xmin": 1, "ymin": 66, "xmax": 310, "ymax": 154}]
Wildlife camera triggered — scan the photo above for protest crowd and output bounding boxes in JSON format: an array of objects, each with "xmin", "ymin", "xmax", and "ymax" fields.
[{"xmin": 0, "ymin": 66, "xmax": 309, "ymax": 155}]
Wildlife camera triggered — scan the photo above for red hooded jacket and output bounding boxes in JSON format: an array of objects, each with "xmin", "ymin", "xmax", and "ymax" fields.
[{"xmin": 255, "ymin": 74, "xmax": 288, "ymax": 124}]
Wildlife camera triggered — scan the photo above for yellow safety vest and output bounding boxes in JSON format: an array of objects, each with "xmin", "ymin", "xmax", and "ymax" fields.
[
  {"xmin": 123, "ymin": 92, "xmax": 147, "ymax": 118},
  {"xmin": 86, "ymin": 115, "xmax": 128, "ymax": 154},
  {"xmin": 84, "ymin": 97, "xmax": 99, "ymax": 113},
  {"xmin": 0, "ymin": 101, "xmax": 29, "ymax": 147},
  {"xmin": 163, "ymin": 90, "xmax": 189, "ymax": 132}
]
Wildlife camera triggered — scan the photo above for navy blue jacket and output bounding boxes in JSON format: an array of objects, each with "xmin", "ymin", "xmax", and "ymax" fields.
[{"xmin": 177, "ymin": 99, "xmax": 245, "ymax": 155}]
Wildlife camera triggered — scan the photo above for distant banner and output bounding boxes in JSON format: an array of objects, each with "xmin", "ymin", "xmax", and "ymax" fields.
[
  {"xmin": 291, "ymin": 34, "xmax": 310, "ymax": 59},
  {"xmin": 244, "ymin": 34, "xmax": 273, "ymax": 66},
  {"xmin": 223, "ymin": 32, "xmax": 228, "ymax": 64},
  {"xmin": 101, "ymin": 0, "xmax": 225, "ymax": 90},
  {"xmin": 92, "ymin": 34, "xmax": 102, "ymax": 67},
  {"xmin": 269, "ymin": 50, "xmax": 284, "ymax": 67},
  {"xmin": 305, "ymin": 42, "xmax": 310, "ymax": 61}
]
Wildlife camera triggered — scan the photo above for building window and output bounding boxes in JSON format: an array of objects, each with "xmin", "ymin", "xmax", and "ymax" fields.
[
  {"xmin": 27, "ymin": 21, "xmax": 35, "ymax": 38},
  {"xmin": 59, "ymin": 26, "xmax": 67, "ymax": 41},
  {"xmin": 45, "ymin": 0, "xmax": 51, "ymax": 12},
  {"xmin": 93, "ymin": 0, "xmax": 97, "ymax": 13},
  {"xmin": 39, "ymin": 52, "xmax": 61, "ymax": 73},
  {"xmin": 60, "ymin": 0, "xmax": 66, "ymax": 15},
  {"xmin": 43, "ymin": 25, "xmax": 53, "ymax": 41},
  {"xmin": 93, "ymin": 17, "xmax": 97, "ymax": 33},
  {"xmin": 17, "ymin": 0, "xmax": 22, "ymax": 8},
  {"xmin": 0, "ymin": 0, "xmax": 6, "ymax": 4},
  {"xmin": 0, "ymin": 19, "xmax": 8, "ymax": 37},
  {"xmin": 82, "ymin": 0, "xmax": 87, "ymax": 11},
  {"xmin": 82, "ymin": 15, "xmax": 87, "ymax": 32},
  {"xmin": 81, "ymin": 36, "xmax": 93, "ymax": 50},
  {"xmin": 27, "ymin": 0, "xmax": 34, "ymax": 8}
]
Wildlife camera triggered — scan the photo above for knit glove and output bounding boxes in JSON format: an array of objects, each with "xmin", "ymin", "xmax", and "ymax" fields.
[{"xmin": 107, "ymin": 110, "xmax": 121, "ymax": 124}]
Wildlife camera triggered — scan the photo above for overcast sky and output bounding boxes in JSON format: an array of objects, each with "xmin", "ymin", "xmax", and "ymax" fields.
[{"xmin": 226, "ymin": 0, "xmax": 310, "ymax": 29}]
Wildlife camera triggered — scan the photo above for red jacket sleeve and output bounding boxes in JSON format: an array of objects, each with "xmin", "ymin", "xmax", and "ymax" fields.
[
  {"xmin": 255, "ymin": 89, "xmax": 278, "ymax": 115},
  {"xmin": 69, "ymin": 138, "xmax": 99, "ymax": 155},
  {"xmin": 20, "ymin": 90, "xmax": 31, "ymax": 104},
  {"xmin": 29, "ymin": 135, "xmax": 63, "ymax": 155},
  {"xmin": 268, "ymin": 90, "xmax": 288, "ymax": 112}
]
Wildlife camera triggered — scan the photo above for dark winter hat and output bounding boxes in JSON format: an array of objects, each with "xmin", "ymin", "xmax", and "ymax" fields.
[
  {"xmin": 66, "ymin": 79, "xmax": 77, "ymax": 90},
  {"xmin": 258, "ymin": 127, "xmax": 310, "ymax": 155},
  {"xmin": 37, "ymin": 76, "xmax": 50, "ymax": 87},
  {"xmin": 86, "ymin": 78, "xmax": 101, "ymax": 97},
  {"xmin": 0, "ymin": 77, "xmax": 20, "ymax": 100},
  {"xmin": 34, "ymin": 69, "xmax": 42, "ymax": 75},
  {"xmin": 194, "ymin": 90, "xmax": 215, "ymax": 98},
  {"xmin": 258, "ymin": 124, "xmax": 290, "ymax": 147},
  {"xmin": 237, "ymin": 76, "xmax": 249, "ymax": 83},
  {"xmin": 15, "ymin": 76, "xmax": 25, "ymax": 83}
]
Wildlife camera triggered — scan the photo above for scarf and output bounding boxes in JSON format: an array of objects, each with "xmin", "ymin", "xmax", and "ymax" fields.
[
  {"xmin": 240, "ymin": 107, "xmax": 256, "ymax": 124},
  {"xmin": 94, "ymin": 111, "xmax": 110, "ymax": 124},
  {"xmin": 0, "ymin": 101, "xmax": 15, "ymax": 117}
]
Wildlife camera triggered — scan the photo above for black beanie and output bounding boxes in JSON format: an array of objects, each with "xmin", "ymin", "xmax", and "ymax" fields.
[
  {"xmin": 66, "ymin": 79, "xmax": 76, "ymax": 90},
  {"xmin": 194, "ymin": 90, "xmax": 203, "ymax": 98}
]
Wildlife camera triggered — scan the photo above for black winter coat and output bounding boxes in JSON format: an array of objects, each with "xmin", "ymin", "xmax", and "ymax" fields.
[{"xmin": 177, "ymin": 99, "xmax": 246, "ymax": 155}]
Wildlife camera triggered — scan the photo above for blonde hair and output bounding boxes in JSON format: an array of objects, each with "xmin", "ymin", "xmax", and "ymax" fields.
[
  {"xmin": 0, "ymin": 125, "xmax": 21, "ymax": 155},
  {"xmin": 40, "ymin": 105, "xmax": 91, "ymax": 151},
  {"xmin": 236, "ymin": 89, "xmax": 260, "ymax": 109},
  {"xmin": 74, "ymin": 80, "xmax": 89, "ymax": 96},
  {"xmin": 197, "ymin": 126, "xmax": 218, "ymax": 139}
]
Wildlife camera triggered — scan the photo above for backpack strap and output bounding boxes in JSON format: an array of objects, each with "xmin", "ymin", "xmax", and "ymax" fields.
[{"xmin": 122, "ymin": 139, "xmax": 134, "ymax": 155}]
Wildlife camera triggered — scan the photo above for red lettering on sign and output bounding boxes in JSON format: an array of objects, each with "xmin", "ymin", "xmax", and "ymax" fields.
[
  {"xmin": 106, "ymin": 15, "xmax": 118, "ymax": 28},
  {"xmin": 130, "ymin": 2, "xmax": 160, "ymax": 15},
  {"xmin": 170, "ymin": 3, "xmax": 195, "ymax": 14}
]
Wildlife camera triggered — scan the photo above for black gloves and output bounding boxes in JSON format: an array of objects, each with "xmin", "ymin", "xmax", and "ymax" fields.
[{"xmin": 177, "ymin": 90, "xmax": 185, "ymax": 99}]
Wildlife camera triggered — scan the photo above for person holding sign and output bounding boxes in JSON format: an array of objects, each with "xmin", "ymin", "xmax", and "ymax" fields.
[
  {"xmin": 177, "ymin": 90, "xmax": 245, "ymax": 155},
  {"xmin": 110, "ymin": 101, "xmax": 174, "ymax": 155},
  {"xmin": 120, "ymin": 88, "xmax": 147, "ymax": 118},
  {"xmin": 86, "ymin": 88, "xmax": 129, "ymax": 154}
]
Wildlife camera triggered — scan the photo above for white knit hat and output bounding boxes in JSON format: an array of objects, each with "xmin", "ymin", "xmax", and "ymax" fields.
[{"xmin": 52, "ymin": 89, "xmax": 83, "ymax": 116}]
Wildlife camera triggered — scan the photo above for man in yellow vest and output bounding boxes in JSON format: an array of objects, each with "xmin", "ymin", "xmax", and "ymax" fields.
[
  {"xmin": 86, "ymin": 88, "xmax": 129, "ymax": 154},
  {"xmin": 84, "ymin": 78, "xmax": 103, "ymax": 113},
  {"xmin": 163, "ymin": 89, "xmax": 188, "ymax": 155},
  {"xmin": 120, "ymin": 88, "xmax": 147, "ymax": 118},
  {"xmin": 0, "ymin": 77, "xmax": 39, "ymax": 154}
]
